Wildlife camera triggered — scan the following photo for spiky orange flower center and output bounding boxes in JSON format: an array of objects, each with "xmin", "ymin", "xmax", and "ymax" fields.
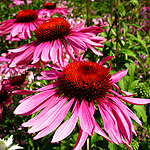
[
  {"xmin": 59, "ymin": 61, "xmax": 112, "ymax": 101},
  {"xmin": 16, "ymin": 10, "xmax": 38, "ymax": 23},
  {"xmin": 44, "ymin": 2, "xmax": 56, "ymax": 9},
  {"xmin": 35, "ymin": 17, "xmax": 70, "ymax": 41}
]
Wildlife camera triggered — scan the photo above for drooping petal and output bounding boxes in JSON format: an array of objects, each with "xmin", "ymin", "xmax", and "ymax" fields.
[
  {"xmin": 79, "ymin": 100, "xmax": 95, "ymax": 136},
  {"xmin": 27, "ymin": 96, "xmax": 69, "ymax": 133},
  {"xmin": 65, "ymin": 36, "xmax": 86, "ymax": 51},
  {"xmin": 22, "ymin": 93, "xmax": 63, "ymax": 127},
  {"xmin": 52, "ymin": 100, "xmax": 79, "ymax": 142},
  {"xmin": 37, "ymin": 70, "xmax": 61, "ymax": 80},
  {"xmin": 33, "ymin": 98, "xmax": 75, "ymax": 139},
  {"xmin": 109, "ymin": 89, "xmax": 150, "ymax": 105},
  {"xmin": 97, "ymin": 101, "xmax": 122, "ymax": 145},
  {"xmin": 50, "ymin": 40, "xmax": 58, "ymax": 63},
  {"xmin": 107, "ymin": 94, "xmax": 142, "ymax": 126},
  {"xmin": 57, "ymin": 39, "xmax": 64, "ymax": 67},
  {"xmin": 41, "ymin": 41, "xmax": 52, "ymax": 62},
  {"xmin": 73, "ymin": 129, "xmax": 88, "ymax": 150},
  {"xmin": 87, "ymin": 44, "xmax": 103, "ymax": 56},
  {"xmin": 111, "ymin": 69, "xmax": 128, "ymax": 83},
  {"xmin": 14, "ymin": 89, "xmax": 56, "ymax": 115}
]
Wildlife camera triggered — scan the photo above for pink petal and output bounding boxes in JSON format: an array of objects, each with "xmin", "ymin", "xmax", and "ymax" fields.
[
  {"xmin": 79, "ymin": 100, "xmax": 95, "ymax": 136},
  {"xmin": 32, "ymin": 42, "xmax": 46, "ymax": 64},
  {"xmin": 28, "ymin": 96, "xmax": 69, "ymax": 133},
  {"xmin": 22, "ymin": 93, "xmax": 63, "ymax": 126},
  {"xmin": 109, "ymin": 89, "xmax": 150, "ymax": 105},
  {"xmin": 12, "ymin": 90, "xmax": 36, "ymax": 95},
  {"xmin": 14, "ymin": 89, "xmax": 56, "ymax": 115},
  {"xmin": 9, "ymin": 44, "xmax": 35, "ymax": 67},
  {"xmin": 107, "ymin": 94, "xmax": 142, "ymax": 126},
  {"xmin": 65, "ymin": 36, "xmax": 86, "ymax": 51},
  {"xmin": 37, "ymin": 70, "xmax": 61, "ymax": 80},
  {"xmin": 63, "ymin": 40, "xmax": 76, "ymax": 60},
  {"xmin": 41, "ymin": 41, "xmax": 51, "ymax": 62},
  {"xmin": 71, "ymin": 21, "xmax": 85, "ymax": 30},
  {"xmin": 36, "ymin": 81, "xmax": 60, "ymax": 92},
  {"xmin": 50, "ymin": 40, "xmax": 58, "ymax": 63},
  {"xmin": 52, "ymin": 100, "xmax": 79, "ymax": 142},
  {"xmin": 57, "ymin": 39, "xmax": 64, "ymax": 67},
  {"xmin": 33, "ymin": 98, "xmax": 75, "ymax": 140},
  {"xmin": 73, "ymin": 129, "xmax": 88, "ymax": 150},
  {"xmin": 25, "ymin": 23, "xmax": 31, "ymax": 38},
  {"xmin": 95, "ymin": 122, "xmax": 112, "ymax": 143},
  {"xmin": 87, "ymin": 44, "xmax": 103, "ymax": 56},
  {"xmin": 111, "ymin": 69, "xmax": 128, "ymax": 83},
  {"xmin": 97, "ymin": 101, "xmax": 122, "ymax": 144}
]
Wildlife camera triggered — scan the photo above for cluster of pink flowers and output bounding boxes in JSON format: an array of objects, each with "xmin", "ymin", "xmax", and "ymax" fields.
[{"xmin": 0, "ymin": 1, "xmax": 150, "ymax": 150}]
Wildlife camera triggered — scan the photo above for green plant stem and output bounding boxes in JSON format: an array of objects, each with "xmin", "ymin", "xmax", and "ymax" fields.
[
  {"xmin": 81, "ymin": 0, "xmax": 84, "ymax": 18},
  {"xmin": 82, "ymin": 140, "xmax": 87, "ymax": 150},
  {"xmin": 40, "ymin": 62, "xmax": 44, "ymax": 71},
  {"xmin": 24, "ymin": 0, "xmax": 28, "ymax": 8},
  {"xmin": 88, "ymin": 136, "xmax": 91, "ymax": 150},
  {"xmin": 114, "ymin": 0, "xmax": 120, "ymax": 58},
  {"xmin": 86, "ymin": 0, "xmax": 90, "ymax": 27}
]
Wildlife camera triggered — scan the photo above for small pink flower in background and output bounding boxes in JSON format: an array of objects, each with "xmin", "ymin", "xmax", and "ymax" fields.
[
  {"xmin": 9, "ymin": 0, "xmax": 32, "ymax": 7},
  {"xmin": 0, "ymin": 53, "xmax": 27, "ymax": 79},
  {"xmin": 92, "ymin": 18, "xmax": 109, "ymax": 27},
  {"xmin": 0, "ymin": 83, "xmax": 12, "ymax": 115},
  {"xmin": 0, "ymin": 9, "xmax": 45, "ymax": 41},
  {"xmin": 8, "ymin": 17, "xmax": 105, "ymax": 68},
  {"xmin": 14, "ymin": 56, "xmax": 150, "ymax": 150},
  {"xmin": 37, "ymin": 2, "xmax": 69, "ymax": 18},
  {"xmin": 0, "ymin": 70, "xmax": 29, "ymax": 120}
]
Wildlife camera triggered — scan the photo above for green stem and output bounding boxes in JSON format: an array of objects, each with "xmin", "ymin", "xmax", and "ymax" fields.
[
  {"xmin": 86, "ymin": 0, "xmax": 90, "ymax": 27},
  {"xmin": 81, "ymin": 0, "xmax": 84, "ymax": 19},
  {"xmin": 87, "ymin": 136, "xmax": 91, "ymax": 150},
  {"xmin": 114, "ymin": 0, "xmax": 120, "ymax": 58},
  {"xmin": 24, "ymin": 0, "xmax": 28, "ymax": 8},
  {"xmin": 40, "ymin": 62, "xmax": 44, "ymax": 71}
]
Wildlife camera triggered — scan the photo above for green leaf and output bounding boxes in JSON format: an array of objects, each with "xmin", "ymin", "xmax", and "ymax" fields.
[
  {"xmin": 122, "ymin": 22, "xmax": 128, "ymax": 37},
  {"xmin": 108, "ymin": 142, "xmax": 122, "ymax": 150},
  {"xmin": 29, "ymin": 138, "xmax": 33, "ymax": 147},
  {"xmin": 133, "ymin": 105, "xmax": 147, "ymax": 123},
  {"xmin": 127, "ymin": 33, "xmax": 149, "ymax": 56},
  {"xmin": 125, "ymin": 62, "xmax": 135, "ymax": 79},
  {"xmin": 121, "ymin": 49, "xmax": 145, "ymax": 71},
  {"xmin": 128, "ymin": 80, "xmax": 139, "ymax": 93}
]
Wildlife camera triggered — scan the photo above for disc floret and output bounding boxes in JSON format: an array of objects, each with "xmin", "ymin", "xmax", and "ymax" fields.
[
  {"xmin": 59, "ymin": 61, "xmax": 112, "ymax": 101},
  {"xmin": 16, "ymin": 10, "xmax": 38, "ymax": 23},
  {"xmin": 35, "ymin": 17, "xmax": 71, "ymax": 41}
]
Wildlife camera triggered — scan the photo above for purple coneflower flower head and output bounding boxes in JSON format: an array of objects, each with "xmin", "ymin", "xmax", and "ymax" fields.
[
  {"xmin": 9, "ymin": 0, "xmax": 32, "ymax": 7},
  {"xmin": 0, "ymin": 53, "xmax": 28, "ymax": 79},
  {"xmin": 37, "ymin": 2, "xmax": 69, "ymax": 18},
  {"xmin": 0, "ymin": 71, "xmax": 29, "ymax": 120},
  {"xmin": 14, "ymin": 56, "xmax": 150, "ymax": 150},
  {"xmin": 8, "ymin": 17, "xmax": 105, "ymax": 68},
  {"xmin": 0, "ymin": 9, "xmax": 45, "ymax": 41}
]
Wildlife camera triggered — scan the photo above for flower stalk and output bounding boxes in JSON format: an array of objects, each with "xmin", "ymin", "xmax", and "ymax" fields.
[
  {"xmin": 86, "ymin": 0, "xmax": 90, "ymax": 27},
  {"xmin": 114, "ymin": 0, "xmax": 120, "ymax": 58}
]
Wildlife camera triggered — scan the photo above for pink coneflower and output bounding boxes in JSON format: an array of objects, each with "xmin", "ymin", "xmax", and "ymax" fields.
[
  {"xmin": 0, "ymin": 53, "xmax": 27, "ymax": 79},
  {"xmin": 37, "ymin": 2, "xmax": 69, "ymax": 18},
  {"xmin": 14, "ymin": 56, "xmax": 150, "ymax": 150},
  {"xmin": 0, "ymin": 71, "xmax": 29, "ymax": 120},
  {"xmin": 0, "ymin": 9, "xmax": 45, "ymax": 40},
  {"xmin": 8, "ymin": 17, "xmax": 105, "ymax": 68},
  {"xmin": 0, "ymin": 89, "xmax": 12, "ymax": 119},
  {"xmin": 9, "ymin": 0, "xmax": 32, "ymax": 7}
]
